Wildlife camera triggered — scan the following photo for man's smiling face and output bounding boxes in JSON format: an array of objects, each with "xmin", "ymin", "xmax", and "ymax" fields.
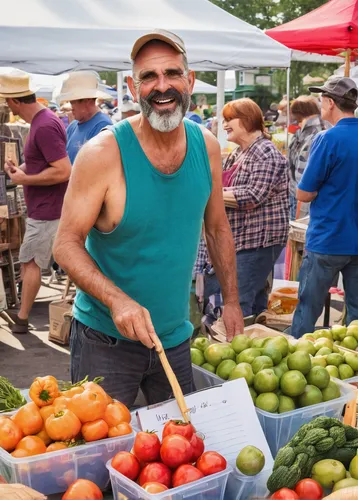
[{"xmin": 129, "ymin": 41, "xmax": 195, "ymax": 132}]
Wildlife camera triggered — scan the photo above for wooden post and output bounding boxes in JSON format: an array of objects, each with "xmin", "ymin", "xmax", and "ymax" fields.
[{"xmin": 344, "ymin": 48, "xmax": 352, "ymax": 77}]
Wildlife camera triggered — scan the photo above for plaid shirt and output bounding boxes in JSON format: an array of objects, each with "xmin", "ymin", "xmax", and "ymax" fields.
[
  {"xmin": 194, "ymin": 135, "xmax": 289, "ymax": 274},
  {"xmin": 288, "ymin": 115, "xmax": 327, "ymax": 199}
]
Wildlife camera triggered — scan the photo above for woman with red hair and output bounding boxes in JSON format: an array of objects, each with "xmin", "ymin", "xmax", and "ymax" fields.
[{"xmin": 196, "ymin": 98, "xmax": 289, "ymax": 317}]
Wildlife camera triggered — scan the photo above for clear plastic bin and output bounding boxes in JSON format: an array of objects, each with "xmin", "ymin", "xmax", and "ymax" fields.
[
  {"xmin": 256, "ymin": 378, "xmax": 356, "ymax": 456},
  {"xmin": 193, "ymin": 364, "xmax": 222, "ymax": 390},
  {"xmin": 225, "ymin": 467, "xmax": 270, "ymax": 500},
  {"xmin": 345, "ymin": 375, "xmax": 358, "ymax": 387},
  {"xmin": 107, "ymin": 461, "xmax": 232, "ymax": 500},
  {"xmin": 192, "ymin": 366, "xmax": 356, "ymax": 457},
  {"xmin": 0, "ymin": 433, "xmax": 135, "ymax": 496}
]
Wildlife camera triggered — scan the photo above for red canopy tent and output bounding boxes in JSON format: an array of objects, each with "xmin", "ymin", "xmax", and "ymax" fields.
[{"xmin": 266, "ymin": 0, "xmax": 358, "ymax": 75}]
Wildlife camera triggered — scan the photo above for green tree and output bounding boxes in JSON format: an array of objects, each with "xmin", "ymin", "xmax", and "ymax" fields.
[
  {"xmin": 279, "ymin": 0, "xmax": 327, "ymax": 23},
  {"xmin": 210, "ymin": 0, "xmax": 279, "ymax": 30}
]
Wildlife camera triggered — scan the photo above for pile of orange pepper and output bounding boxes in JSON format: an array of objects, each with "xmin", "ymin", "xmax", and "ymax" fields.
[{"xmin": 0, "ymin": 375, "xmax": 132, "ymax": 457}]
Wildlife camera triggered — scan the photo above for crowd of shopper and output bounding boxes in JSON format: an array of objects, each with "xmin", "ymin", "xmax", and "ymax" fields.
[{"xmin": 0, "ymin": 58, "xmax": 357, "ymax": 343}]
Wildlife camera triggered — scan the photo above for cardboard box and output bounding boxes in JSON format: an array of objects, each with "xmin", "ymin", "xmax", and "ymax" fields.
[{"xmin": 48, "ymin": 298, "xmax": 73, "ymax": 345}]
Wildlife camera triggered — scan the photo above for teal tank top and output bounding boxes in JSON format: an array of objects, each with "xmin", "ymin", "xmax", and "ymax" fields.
[{"xmin": 73, "ymin": 119, "xmax": 212, "ymax": 349}]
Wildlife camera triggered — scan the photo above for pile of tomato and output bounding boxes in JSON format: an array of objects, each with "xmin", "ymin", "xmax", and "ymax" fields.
[
  {"xmin": 111, "ymin": 419, "xmax": 227, "ymax": 494},
  {"xmin": 0, "ymin": 375, "xmax": 132, "ymax": 457},
  {"xmin": 270, "ymin": 479, "xmax": 324, "ymax": 499}
]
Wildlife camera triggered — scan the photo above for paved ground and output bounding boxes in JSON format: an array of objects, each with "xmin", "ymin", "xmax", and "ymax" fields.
[{"xmin": 0, "ymin": 277, "xmax": 73, "ymax": 388}]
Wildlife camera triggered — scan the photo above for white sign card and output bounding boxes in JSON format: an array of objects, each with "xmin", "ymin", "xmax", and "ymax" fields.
[{"xmin": 136, "ymin": 378, "xmax": 273, "ymax": 470}]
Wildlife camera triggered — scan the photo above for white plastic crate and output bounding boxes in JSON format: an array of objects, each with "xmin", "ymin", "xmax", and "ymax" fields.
[
  {"xmin": 192, "ymin": 365, "xmax": 356, "ymax": 457},
  {"xmin": 256, "ymin": 378, "xmax": 355, "ymax": 457},
  {"xmin": 0, "ymin": 433, "xmax": 135, "ymax": 496},
  {"xmin": 107, "ymin": 461, "xmax": 232, "ymax": 500},
  {"xmin": 225, "ymin": 467, "xmax": 270, "ymax": 500}
]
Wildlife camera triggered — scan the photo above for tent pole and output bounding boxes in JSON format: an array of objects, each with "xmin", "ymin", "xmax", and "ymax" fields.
[
  {"xmin": 216, "ymin": 70, "xmax": 226, "ymax": 149},
  {"xmin": 117, "ymin": 71, "xmax": 124, "ymax": 120},
  {"xmin": 344, "ymin": 49, "xmax": 352, "ymax": 77},
  {"xmin": 286, "ymin": 67, "xmax": 290, "ymax": 152}
]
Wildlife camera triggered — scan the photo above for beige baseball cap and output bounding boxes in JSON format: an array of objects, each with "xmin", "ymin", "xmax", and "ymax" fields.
[{"xmin": 131, "ymin": 29, "xmax": 186, "ymax": 60}]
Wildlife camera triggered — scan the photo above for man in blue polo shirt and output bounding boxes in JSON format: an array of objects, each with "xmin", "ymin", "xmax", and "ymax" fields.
[
  {"xmin": 291, "ymin": 76, "xmax": 358, "ymax": 338},
  {"xmin": 58, "ymin": 71, "xmax": 112, "ymax": 164}
]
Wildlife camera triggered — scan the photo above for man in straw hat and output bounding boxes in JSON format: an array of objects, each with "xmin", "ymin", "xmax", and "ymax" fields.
[
  {"xmin": 54, "ymin": 30, "xmax": 243, "ymax": 405},
  {"xmin": 58, "ymin": 71, "xmax": 112, "ymax": 164},
  {"xmin": 292, "ymin": 76, "xmax": 358, "ymax": 338},
  {"xmin": 0, "ymin": 69, "xmax": 71, "ymax": 334}
]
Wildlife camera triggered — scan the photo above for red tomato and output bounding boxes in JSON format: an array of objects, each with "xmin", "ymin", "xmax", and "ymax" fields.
[
  {"xmin": 133, "ymin": 431, "xmax": 161, "ymax": 463},
  {"xmin": 142, "ymin": 482, "xmax": 169, "ymax": 493},
  {"xmin": 160, "ymin": 434, "xmax": 192, "ymax": 469},
  {"xmin": 62, "ymin": 479, "xmax": 103, "ymax": 499},
  {"xmin": 111, "ymin": 451, "xmax": 140, "ymax": 481},
  {"xmin": 139, "ymin": 462, "xmax": 172, "ymax": 488},
  {"xmin": 196, "ymin": 451, "xmax": 227, "ymax": 476},
  {"xmin": 189, "ymin": 433, "xmax": 205, "ymax": 462},
  {"xmin": 172, "ymin": 464, "xmax": 204, "ymax": 488},
  {"xmin": 295, "ymin": 479, "xmax": 323, "ymax": 500},
  {"xmin": 162, "ymin": 420, "xmax": 195, "ymax": 440},
  {"xmin": 271, "ymin": 488, "xmax": 300, "ymax": 499}
]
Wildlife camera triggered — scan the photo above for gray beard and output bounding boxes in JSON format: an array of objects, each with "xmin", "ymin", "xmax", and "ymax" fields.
[{"xmin": 139, "ymin": 93, "xmax": 190, "ymax": 132}]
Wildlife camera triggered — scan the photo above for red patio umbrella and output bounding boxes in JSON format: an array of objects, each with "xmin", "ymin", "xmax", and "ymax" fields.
[{"xmin": 266, "ymin": 0, "xmax": 358, "ymax": 76}]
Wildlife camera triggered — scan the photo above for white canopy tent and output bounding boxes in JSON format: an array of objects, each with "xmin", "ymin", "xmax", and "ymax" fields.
[
  {"xmin": 0, "ymin": 0, "xmax": 290, "ymax": 145},
  {"xmin": 0, "ymin": 0, "xmax": 290, "ymax": 73},
  {"xmin": 291, "ymin": 50, "xmax": 342, "ymax": 64}
]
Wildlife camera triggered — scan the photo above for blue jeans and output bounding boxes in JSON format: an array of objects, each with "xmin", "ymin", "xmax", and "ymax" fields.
[
  {"xmin": 204, "ymin": 245, "xmax": 285, "ymax": 317},
  {"xmin": 291, "ymin": 251, "xmax": 358, "ymax": 338},
  {"xmin": 70, "ymin": 319, "xmax": 195, "ymax": 408}
]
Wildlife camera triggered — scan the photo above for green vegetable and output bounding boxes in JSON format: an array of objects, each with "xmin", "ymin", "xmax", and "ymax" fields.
[
  {"xmin": 302, "ymin": 428, "xmax": 329, "ymax": 445},
  {"xmin": 293, "ymin": 453, "xmax": 308, "ymax": 469},
  {"xmin": 0, "ymin": 376, "xmax": 26, "ymax": 412},
  {"xmin": 267, "ymin": 416, "xmax": 358, "ymax": 493},
  {"xmin": 333, "ymin": 447, "xmax": 357, "ymax": 468},
  {"xmin": 311, "ymin": 417, "xmax": 343, "ymax": 429},
  {"xmin": 301, "ymin": 456, "xmax": 322, "ymax": 478},
  {"xmin": 290, "ymin": 424, "xmax": 313, "ymax": 445},
  {"xmin": 329, "ymin": 426, "xmax": 346, "ymax": 447},
  {"xmin": 267, "ymin": 465, "xmax": 301, "ymax": 492},
  {"xmin": 294, "ymin": 444, "xmax": 316, "ymax": 457},
  {"xmin": 344, "ymin": 425, "xmax": 358, "ymax": 441},
  {"xmin": 274, "ymin": 446, "xmax": 295, "ymax": 470},
  {"xmin": 315, "ymin": 437, "xmax": 335, "ymax": 454},
  {"xmin": 57, "ymin": 375, "xmax": 104, "ymax": 391},
  {"xmin": 343, "ymin": 438, "xmax": 358, "ymax": 448}
]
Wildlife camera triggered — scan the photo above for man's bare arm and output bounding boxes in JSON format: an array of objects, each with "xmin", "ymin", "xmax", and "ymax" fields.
[
  {"xmin": 202, "ymin": 130, "xmax": 244, "ymax": 338},
  {"xmin": 296, "ymin": 187, "xmax": 317, "ymax": 203},
  {"xmin": 5, "ymin": 156, "xmax": 71, "ymax": 186},
  {"xmin": 53, "ymin": 132, "xmax": 156, "ymax": 348}
]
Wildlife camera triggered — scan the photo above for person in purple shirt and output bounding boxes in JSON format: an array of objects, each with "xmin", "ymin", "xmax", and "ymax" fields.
[{"xmin": 0, "ymin": 69, "xmax": 71, "ymax": 333}]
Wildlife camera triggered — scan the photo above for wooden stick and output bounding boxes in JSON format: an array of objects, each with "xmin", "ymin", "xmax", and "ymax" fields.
[
  {"xmin": 63, "ymin": 276, "xmax": 71, "ymax": 300},
  {"xmin": 345, "ymin": 49, "xmax": 352, "ymax": 77},
  {"xmin": 152, "ymin": 335, "xmax": 191, "ymax": 422}
]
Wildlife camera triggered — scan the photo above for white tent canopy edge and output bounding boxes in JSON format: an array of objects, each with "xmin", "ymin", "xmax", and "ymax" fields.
[{"xmin": 0, "ymin": 0, "xmax": 291, "ymax": 146}]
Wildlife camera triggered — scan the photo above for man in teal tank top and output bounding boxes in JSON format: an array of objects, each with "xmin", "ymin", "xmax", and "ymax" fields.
[{"xmin": 54, "ymin": 29, "xmax": 244, "ymax": 407}]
